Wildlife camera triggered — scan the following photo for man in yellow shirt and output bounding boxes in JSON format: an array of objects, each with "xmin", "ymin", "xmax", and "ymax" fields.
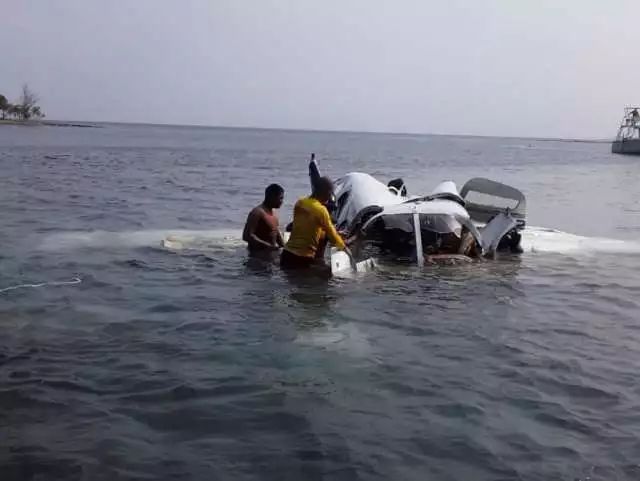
[{"xmin": 281, "ymin": 177, "xmax": 352, "ymax": 270}]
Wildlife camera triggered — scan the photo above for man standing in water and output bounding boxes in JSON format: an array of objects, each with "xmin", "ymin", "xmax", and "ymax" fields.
[
  {"xmin": 281, "ymin": 177, "xmax": 352, "ymax": 270},
  {"xmin": 242, "ymin": 184, "xmax": 285, "ymax": 254}
]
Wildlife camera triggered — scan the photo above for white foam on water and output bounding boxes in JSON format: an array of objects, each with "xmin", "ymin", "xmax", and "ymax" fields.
[
  {"xmin": 39, "ymin": 229, "xmax": 244, "ymax": 251},
  {"xmin": 294, "ymin": 323, "xmax": 372, "ymax": 358},
  {"xmin": 522, "ymin": 227, "xmax": 640, "ymax": 255},
  {"xmin": 0, "ymin": 277, "xmax": 82, "ymax": 294}
]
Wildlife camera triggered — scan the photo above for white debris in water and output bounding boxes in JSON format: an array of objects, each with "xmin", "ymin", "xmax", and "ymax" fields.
[
  {"xmin": 38, "ymin": 229, "xmax": 244, "ymax": 251},
  {"xmin": 0, "ymin": 277, "xmax": 82, "ymax": 294},
  {"xmin": 521, "ymin": 227, "xmax": 640, "ymax": 255}
]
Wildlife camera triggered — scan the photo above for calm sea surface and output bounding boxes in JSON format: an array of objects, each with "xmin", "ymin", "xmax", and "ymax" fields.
[{"xmin": 2, "ymin": 123, "xmax": 640, "ymax": 481}]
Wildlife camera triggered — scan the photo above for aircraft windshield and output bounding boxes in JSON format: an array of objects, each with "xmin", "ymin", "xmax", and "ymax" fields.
[{"xmin": 360, "ymin": 213, "xmax": 469, "ymax": 261}]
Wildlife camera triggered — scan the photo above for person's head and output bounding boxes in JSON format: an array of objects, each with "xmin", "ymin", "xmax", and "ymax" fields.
[
  {"xmin": 264, "ymin": 183, "xmax": 284, "ymax": 209},
  {"xmin": 312, "ymin": 177, "xmax": 334, "ymax": 204}
]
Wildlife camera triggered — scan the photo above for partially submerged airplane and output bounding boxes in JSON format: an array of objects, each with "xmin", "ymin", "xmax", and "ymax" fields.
[{"xmin": 303, "ymin": 155, "xmax": 526, "ymax": 274}]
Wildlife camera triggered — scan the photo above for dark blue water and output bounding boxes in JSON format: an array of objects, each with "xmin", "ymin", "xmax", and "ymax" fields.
[{"xmin": 2, "ymin": 123, "xmax": 640, "ymax": 480}]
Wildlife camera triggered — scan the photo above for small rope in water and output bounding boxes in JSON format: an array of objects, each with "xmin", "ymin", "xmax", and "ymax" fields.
[{"xmin": 0, "ymin": 276, "xmax": 82, "ymax": 294}]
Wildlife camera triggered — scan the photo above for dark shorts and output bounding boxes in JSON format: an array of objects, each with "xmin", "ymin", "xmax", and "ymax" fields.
[{"xmin": 280, "ymin": 249, "xmax": 315, "ymax": 269}]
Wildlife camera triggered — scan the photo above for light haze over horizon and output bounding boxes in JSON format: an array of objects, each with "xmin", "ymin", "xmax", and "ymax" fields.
[{"xmin": 4, "ymin": 1, "xmax": 639, "ymax": 138}]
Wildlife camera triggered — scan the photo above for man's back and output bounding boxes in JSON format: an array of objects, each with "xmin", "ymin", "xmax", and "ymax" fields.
[{"xmin": 285, "ymin": 197, "xmax": 344, "ymax": 258}]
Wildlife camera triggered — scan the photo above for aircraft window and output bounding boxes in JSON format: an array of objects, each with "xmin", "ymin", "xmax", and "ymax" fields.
[{"xmin": 464, "ymin": 192, "xmax": 518, "ymax": 210}]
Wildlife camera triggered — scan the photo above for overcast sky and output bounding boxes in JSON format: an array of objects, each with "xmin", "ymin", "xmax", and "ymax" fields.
[{"xmin": 3, "ymin": 0, "xmax": 638, "ymax": 138}]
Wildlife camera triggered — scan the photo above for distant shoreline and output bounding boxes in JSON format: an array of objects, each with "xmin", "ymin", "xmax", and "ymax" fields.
[
  {"xmin": 0, "ymin": 119, "xmax": 43, "ymax": 126},
  {"xmin": 0, "ymin": 119, "xmax": 101, "ymax": 128},
  {"xmin": 0, "ymin": 118, "xmax": 611, "ymax": 143}
]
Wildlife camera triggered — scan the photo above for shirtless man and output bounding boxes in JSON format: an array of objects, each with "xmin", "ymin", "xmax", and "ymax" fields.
[{"xmin": 242, "ymin": 184, "xmax": 285, "ymax": 253}]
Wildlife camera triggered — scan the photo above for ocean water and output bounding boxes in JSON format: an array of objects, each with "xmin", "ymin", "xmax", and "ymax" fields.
[{"xmin": 2, "ymin": 123, "xmax": 640, "ymax": 481}]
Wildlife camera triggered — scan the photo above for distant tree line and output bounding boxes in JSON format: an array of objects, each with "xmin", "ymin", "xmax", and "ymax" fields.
[{"xmin": 0, "ymin": 84, "xmax": 45, "ymax": 121}]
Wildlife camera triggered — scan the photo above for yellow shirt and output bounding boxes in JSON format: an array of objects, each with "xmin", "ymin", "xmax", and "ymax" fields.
[{"xmin": 285, "ymin": 196, "xmax": 346, "ymax": 258}]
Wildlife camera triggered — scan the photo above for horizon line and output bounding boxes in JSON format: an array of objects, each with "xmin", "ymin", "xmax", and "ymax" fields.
[{"xmin": 41, "ymin": 118, "xmax": 612, "ymax": 143}]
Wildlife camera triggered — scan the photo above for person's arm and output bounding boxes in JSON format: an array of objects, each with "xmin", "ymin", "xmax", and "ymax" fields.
[
  {"xmin": 338, "ymin": 228, "xmax": 356, "ymax": 246},
  {"xmin": 458, "ymin": 229, "xmax": 478, "ymax": 257},
  {"xmin": 242, "ymin": 209, "xmax": 277, "ymax": 250},
  {"xmin": 319, "ymin": 206, "xmax": 346, "ymax": 250},
  {"xmin": 275, "ymin": 230, "xmax": 285, "ymax": 248},
  {"xmin": 344, "ymin": 233, "xmax": 359, "ymax": 246}
]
